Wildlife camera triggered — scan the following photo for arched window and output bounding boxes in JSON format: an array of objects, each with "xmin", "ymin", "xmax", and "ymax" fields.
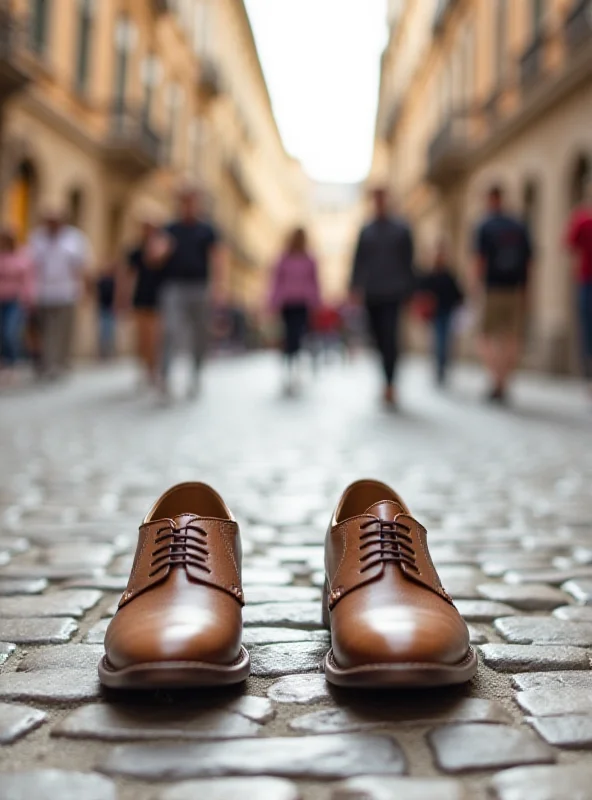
[
  {"xmin": 571, "ymin": 154, "xmax": 591, "ymax": 207},
  {"xmin": 67, "ymin": 187, "xmax": 85, "ymax": 229},
  {"xmin": 113, "ymin": 14, "xmax": 136, "ymax": 113},
  {"xmin": 522, "ymin": 179, "xmax": 539, "ymax": 233},
  {"xmin": 141, "ymin": 53, "xmax": 161, "ymax": 124},
  {"xmin": 30, "ymin": 0, "xmax": 51, "ymax": 55},
  {"xmin": 75, "ymin": 0, "xmax": 95, "ymax": 94}
]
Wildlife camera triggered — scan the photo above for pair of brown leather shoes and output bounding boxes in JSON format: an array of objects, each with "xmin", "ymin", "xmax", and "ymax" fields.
[{"xmin": 99, "ymin": 480, "xmax": 478, "ymax": 689}]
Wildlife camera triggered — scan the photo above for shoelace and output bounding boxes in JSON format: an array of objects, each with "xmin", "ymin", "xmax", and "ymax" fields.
[
  {"xmin": 359, "ymin": 518, "xmax": 419, "ymax": 573},
  {"xmin": 149, "ymin": 523, "xmax": 211, "ymax": 577}
]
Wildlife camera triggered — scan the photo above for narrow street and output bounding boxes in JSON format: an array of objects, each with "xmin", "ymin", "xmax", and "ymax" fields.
[{"xmin": 0, "ymin": 354, "xmax": 592, "ymax": 799}]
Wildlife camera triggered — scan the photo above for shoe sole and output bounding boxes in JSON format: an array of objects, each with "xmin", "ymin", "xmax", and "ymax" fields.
[
  {"xmin": 323, "ymin": 646, "xmax": 479, "ymax": 688},
  {"xmin": 98, "ymin": 646, "xmax": 251, "ymax": 689}
]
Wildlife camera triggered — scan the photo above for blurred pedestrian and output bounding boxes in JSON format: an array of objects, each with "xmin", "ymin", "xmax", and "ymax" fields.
[
  {"xmin": 161, "ymin": 187, "xmax": 223, "ymax": 399},
  {"xmin": 125, "ymin": 212, "xmax": 171, "ymax": 388},
  {"xmin": 269, "ymin": 227, "xmax": 321, "ymax": 395},
  {"xmin": 96, "ymin": 263, "xmax": 117, "ymax": 360},
  {"xmin": 565, "ymin": 180, "xmax": 592, "ymax": 388},
  {"xmin": 472, "ymin": 185, "xmax": 533, "ymax": 404},
  {"xmin": 416, "ymin": 241, "xmax": 464, "ymax": 386},
  {"xmin": 350, "ymin": 187, "xmax": 415, "ymax": 407},
  {"xmin": 0, "ymin": 227, "xmax": 35, "ymax": 382},
  {"xmin": 29, "ymin": 208, "xmax": 89, "ymax": 379}
]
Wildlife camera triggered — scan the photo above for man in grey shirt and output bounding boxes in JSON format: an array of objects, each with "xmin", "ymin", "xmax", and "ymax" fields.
[{"xmin": 351, "ymin": 188, "xmax": 415, "ymax": 406}]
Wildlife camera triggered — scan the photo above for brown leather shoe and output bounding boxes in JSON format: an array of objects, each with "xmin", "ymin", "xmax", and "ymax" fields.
[
  {"xmin": 323, "ymin": 479, "xmax": 478, "ymax": 687},
  {"xmin": 99, "ymin": 482, "xmax": 250, "ymax": 688}
]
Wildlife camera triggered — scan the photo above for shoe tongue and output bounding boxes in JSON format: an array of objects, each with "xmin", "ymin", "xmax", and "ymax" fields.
[
  {"xmin": 171, "ymin": 513, "xmax": 201, "ymax": 528},
  {"xmin": 364, "ymin": 500, "xmax": 406, "ymax": 521}
]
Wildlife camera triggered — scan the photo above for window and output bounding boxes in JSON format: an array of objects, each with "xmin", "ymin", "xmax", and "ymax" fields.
[
  {"xmin": 75, "ymin": 0, "xmax": 95, "ymax": 94},
  {"xmin": 30, "ymin": 0, "xmax": 51, "ymax": 55},
  {"xmin": 165, "ymin": 83, "xmax": 184, "ymax": 164},
  {"xmin": 532, "ymin": 0, "xmax": 545, "ymax": 38},
  {"xmin": 494, "ymin": 0, "xmax": 507, "ymax": 85},
  {"xmin": 113, "ymin": 15, "xmax": 136, "ymax": 113},
  {"xmin": 141, "ymin": 54, "xmax": 161, "ymax": 124}
]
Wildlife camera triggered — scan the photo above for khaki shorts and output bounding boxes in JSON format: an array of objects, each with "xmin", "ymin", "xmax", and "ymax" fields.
[{"xmin": 481, "ymin": 289, "xmax": 525, "ymax": 338}]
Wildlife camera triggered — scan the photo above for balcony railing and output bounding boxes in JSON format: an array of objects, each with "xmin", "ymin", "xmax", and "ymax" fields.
[
  {"xmin": 426, "ymin": 115, "xmax": 470, "ymax": 187},
  {"xmin": 520, "ymin": 37, "xmax": 545, "ymax": 90},
  {"xmin": 102, "ymin": 104, "xmax": 162, "ymax": 177},
  {"xmin": 565, "ymin": 0, "xmax": 592, "ymax": 51},
  {"xmin": 0, "ymin": 7, "xmax": 30, "ymax": 101},
  {"xmin": 198, "ymin": 58, "xmax": 222, "ymax": 101}
]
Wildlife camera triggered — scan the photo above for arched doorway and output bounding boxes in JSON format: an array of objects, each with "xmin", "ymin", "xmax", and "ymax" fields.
[
  {"xmin": 6, "ymin": 160, "xmax": 39, "ymax": 243},
  {"xmin": 67, "ymin": 186, "xmax": 85, "ymax": 229},
  {"xmin": 570, "ymin": 154, "xmax": 591, "ymax": 207}
]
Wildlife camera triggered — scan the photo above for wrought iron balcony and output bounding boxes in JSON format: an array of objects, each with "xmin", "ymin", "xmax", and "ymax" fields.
[
  {"xmin": 198, "ymin": 58, "xmax": 222, "ymax": 101},
  {"xmin": 0, "ymin": 6, "xmax": 30, "ymax": 101},
  {"xmin": 426, "ymin": 115, "xmax": 469, "ymax": 187},
  {"xmin": 520, "ymin": 36, "xmax": 545, "ymax": 90},
  {"xmin": 102, "ymin": 105, "xmax": 162, "ymax": 177},
  {"xmin": 565, "ymin": 0, "xmax": 592, "ymax": 51}
]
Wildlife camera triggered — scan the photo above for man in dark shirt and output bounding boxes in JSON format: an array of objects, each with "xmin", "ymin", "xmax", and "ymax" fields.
[
  {"xmin": 473, "ymin": 185, "xmax": 533, "ymax": 403},
  {"xmin": 161, "ymin": 186, "xmax": 223, "ymax": 398},
  {"xmin": 351, "ymin": 187, "xmax": 415, "ymax": 407}
]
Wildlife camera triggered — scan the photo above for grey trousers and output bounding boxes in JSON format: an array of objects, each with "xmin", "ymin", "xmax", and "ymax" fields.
[
  {"xmin": 38, "ymin": 304, "xmax": 76, "ymax": 376},
  {"xmin": 160, "ymin": 282, "xmax": 210, "ymax": 376}
]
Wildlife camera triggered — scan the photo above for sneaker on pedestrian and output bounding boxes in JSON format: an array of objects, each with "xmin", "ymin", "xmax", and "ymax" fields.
[
  {"xmin": 98, "ymin": 482, "xmax": 250, "ymax": 688},
  {"xmin": 322, "ymin": 479, "xmax": 478, "ymax": 687}
]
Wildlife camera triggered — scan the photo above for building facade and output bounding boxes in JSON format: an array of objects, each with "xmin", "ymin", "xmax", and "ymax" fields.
[
  {"xmin": 374, "ymin": 0, "xmax": 592, "ymax": 372},
  {"xmin": 0, "ymin": 0, "xmax": 307, "ymax": 324}
]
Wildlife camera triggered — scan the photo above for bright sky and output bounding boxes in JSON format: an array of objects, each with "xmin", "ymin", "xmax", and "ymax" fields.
[{"xmin": 245, "ymin": 0, "xmax": 388, "ymax": 184}]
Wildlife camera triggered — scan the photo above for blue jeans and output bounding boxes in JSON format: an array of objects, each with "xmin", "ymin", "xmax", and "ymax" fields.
[
  {"xmin": 433, "ymin": 311, "xmax": 453, "ymax": 383},
  {"xmin": 98, "ymin": 309, "xmax": 116, "ymax": 359},
  {"xmin": 579, "ymin": 283, "xmax": 592, "ymax": 380},
  {"xmin": 0, "ymin": 300, "xmax": 24, "ymax": 366}
]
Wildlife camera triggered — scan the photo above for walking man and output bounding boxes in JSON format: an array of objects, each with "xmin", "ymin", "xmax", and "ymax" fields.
[
  {"xmin": 350, "ymin": 187, "xmax": 415, "ymax": 406},
  {"xmin": 472, "ymin": 185, "xmax": 533, "ymax": 403},
  {"xmin": 161, "ymin": 186, "xmax": 223, "ymax": 399},
  {"xmin": 29, "ymin": 208, "xmax": 89, "ymax": 379},
  {"xmin": 565, "ymin": 180, "xmax": 592, "ymax": 390}
]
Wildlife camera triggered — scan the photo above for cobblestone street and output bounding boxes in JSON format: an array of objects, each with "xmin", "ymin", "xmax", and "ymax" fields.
[{"xmin": 1, "ymin": 353, "xmax": 592, "ymax": 800}]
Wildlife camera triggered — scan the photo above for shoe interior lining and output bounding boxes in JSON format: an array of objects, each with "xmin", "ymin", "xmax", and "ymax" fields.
[
  {"xmin": 336, "ymin": 481, "xmax": 401, "ymax": 523},
  {"xmin": 147, "ymin": 484, "xmax": 230, "ymax": 521}
]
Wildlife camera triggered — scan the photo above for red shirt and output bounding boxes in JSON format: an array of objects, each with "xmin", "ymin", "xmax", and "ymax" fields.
[{"xmin": 566, "ymin": 207, "xmax": 592, "ymax": 283}]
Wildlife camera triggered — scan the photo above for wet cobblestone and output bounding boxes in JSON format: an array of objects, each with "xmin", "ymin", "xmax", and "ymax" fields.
[{"xmin": 0, "ymin": 355, "xmax": 592, "ymax": 798}]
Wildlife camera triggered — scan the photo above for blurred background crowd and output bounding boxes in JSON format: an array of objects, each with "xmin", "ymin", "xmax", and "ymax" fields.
[{"xmin": 0, "ymin": 0, "xmax": 591, "ymax": 406}]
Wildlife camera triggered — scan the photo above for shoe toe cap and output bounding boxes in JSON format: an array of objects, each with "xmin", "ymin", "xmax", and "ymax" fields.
[
  {"xmin": 332, "ymin": 604, "xmax": 470, "ymax": 669},
  {"xmin": 104, "ymin": 599, "xmax": 242, "ymax": 670}
]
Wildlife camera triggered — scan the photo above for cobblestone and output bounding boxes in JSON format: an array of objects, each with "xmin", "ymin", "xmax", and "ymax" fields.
[
  {"xmin": 0, "ymin": 702, "xmax": 46, "ymax": 743},
  {"xmin": 0, "ymin": 642, "xmax": 15, "ymax": 666},
  {"xmin": 0, "ymin": 770, "xmax": 116, "ymax": 800},
  {"xmin": 155, "ymin": 778, "xmax": 301, "ymax": 800},
  {"xmin": 331, "ymin": 777, "xmax": 470, "ymax": 800},
  {"xmin": 489, "ymin": 764, "xmax": 592, "ymax": 800},
  {"xmin": 0, "ymin": 617, "xmax": 78, "ymax": 644},
  {"xmin": 428, "ymin": 723, "xmax": 555, "ymax": 773},
  {"xmin": 479, "ymin": 644, "xmax": 590, "ymax": 672},
  {"xmin": 1, "ymin": 357, "xmax": 592, "ymax": 798},
  {"xmin": 98, "ymin": 734, "xmax": 407, "ymax": 780},
  {"xmin": 0, "ymin": 670, "xmax": 101, "ymax": 703},
  {"xmin": 516, "ymin": 686, "xmax": 592, "ymax": 717}
]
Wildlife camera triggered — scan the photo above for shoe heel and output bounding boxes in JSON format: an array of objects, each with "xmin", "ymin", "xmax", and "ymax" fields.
[{"xmin": 322, "ymin": 580, "xmax": 331, "ymax": 629}]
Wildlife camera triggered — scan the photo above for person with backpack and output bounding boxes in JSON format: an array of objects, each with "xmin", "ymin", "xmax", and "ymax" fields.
[{"xmin": 472, "ymin": 185, "xmax": 533, "ymax": 404}]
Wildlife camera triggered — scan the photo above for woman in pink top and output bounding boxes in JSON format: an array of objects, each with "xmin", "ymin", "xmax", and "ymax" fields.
[
  {"xmin": 269, "ymin": 228, "xmax": 320, "ymax": 392},
  {"xmin": 0, "ymin": 227, "xmax": 35, "ymax": 372}
]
